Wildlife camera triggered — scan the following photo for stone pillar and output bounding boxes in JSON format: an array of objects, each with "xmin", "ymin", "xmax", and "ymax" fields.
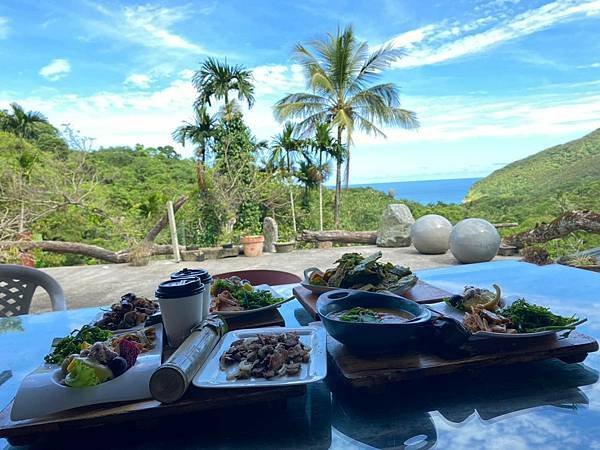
[
  {"xmin": 376, "ymin": 204, "xmax": 415, "ymax": 247},
  {"xmin": 263, "ymin": 217, "xmax": 278, "ymax": 252}
]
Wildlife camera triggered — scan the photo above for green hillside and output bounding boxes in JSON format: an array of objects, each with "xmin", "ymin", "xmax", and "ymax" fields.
[{"xmin": 466, "ymin": 128, "xmax": 600, "ymax": 222}]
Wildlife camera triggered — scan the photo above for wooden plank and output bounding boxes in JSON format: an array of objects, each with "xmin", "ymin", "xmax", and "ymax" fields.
[
  {"xmin": 293, "ymin": 280, "xmax": 452, "ymax": 320},
  {"xmin": 225, "ymin": 308, "xmax": 285, "ymax": 331},
  {"xmin": 327, "ymin": 332, "xmax": 599, "ymax": 388},
  {"xmin": 0, "ymin": 385, "xmax": 305, "ymax": 439}
]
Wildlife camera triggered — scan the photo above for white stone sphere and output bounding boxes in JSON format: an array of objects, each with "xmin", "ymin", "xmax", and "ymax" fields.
[
  {"xmin": 410, "ymin": 214, "xmax": 452, "ymax": 254},
  {"xmin": 449, "ymin": 218, "xmax": 501, "ymax": 263}
]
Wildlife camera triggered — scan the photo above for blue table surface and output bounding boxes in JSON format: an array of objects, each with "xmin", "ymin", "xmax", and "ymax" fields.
[{"xmin": 1, "ymin": 260, "xmax": 600, "ymax": 449}]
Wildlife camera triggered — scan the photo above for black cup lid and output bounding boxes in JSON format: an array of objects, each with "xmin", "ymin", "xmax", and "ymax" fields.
[
  {"xmin": 170, "ymin": 268, "xmax": 212, "ymax": 283},
  {"xmin": 156, "ymin": 278, "xmax": 204, "ymax": 299}
]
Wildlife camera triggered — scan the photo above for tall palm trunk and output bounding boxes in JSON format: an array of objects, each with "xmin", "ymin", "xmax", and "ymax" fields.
[
  {"xmin": 344, "ymin": 129, "xmax": 351, "ymax": 189},
  {"xmin": 287, "ymin": 152, "xmax": 297, "ymax": 234},
  {"xmin": 318, "ymin": 151, "xmax": 323, "ymax": 231},
  {"xmin": 334, "ymin": 126, "xmax": 343, "ymax": 227}
]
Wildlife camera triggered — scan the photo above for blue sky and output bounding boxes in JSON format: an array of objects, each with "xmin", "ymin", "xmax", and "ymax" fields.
[{"xmin": 0, "ymin": 0, "xmax": 599, "ymax": 184}]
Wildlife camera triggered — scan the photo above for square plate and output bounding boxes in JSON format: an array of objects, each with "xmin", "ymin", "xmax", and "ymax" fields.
[{"xmin": 192, "ymin": 326, "xmax": 327, "ymax": 388}]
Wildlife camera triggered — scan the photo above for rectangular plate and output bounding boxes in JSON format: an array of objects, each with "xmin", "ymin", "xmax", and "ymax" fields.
[
  {"xmin": 10, "ymin": 324, "xmax": 163, "ymax": 421},
  {"xmin": 431, "ymin": 297, "xmax": 562, "ymax": 342},
  {"xmin": 192, "ymin": 326, "xmax": 327, "ymax": 388}
]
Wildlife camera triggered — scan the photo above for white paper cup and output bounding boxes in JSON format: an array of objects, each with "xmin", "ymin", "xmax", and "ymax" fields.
[{"xmin": 156, "ymin": 279, "xmax": 205, "ymax": 347}]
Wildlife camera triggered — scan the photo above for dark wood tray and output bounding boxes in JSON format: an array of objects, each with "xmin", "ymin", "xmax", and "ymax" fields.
[
  {"xmin": 225, "ymin": 308, "xmax": 285, "ymax": 330},
  {"xmin": 0, "ymin": 385, "xmax": 305, "ymax": 443},
  {"xmin": 293, "ymin": 280, "xmax": 452, "ymax": 319},
  {"xmin": 327, "ymin": 332, "xmax": 599, "ymax": 388}
]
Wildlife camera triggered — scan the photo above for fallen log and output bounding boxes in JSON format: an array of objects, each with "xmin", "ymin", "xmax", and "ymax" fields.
[
  {"xmin": 142, "ymin": 195, "xmax": 188, "ymax": 243},
  {"xmin": 504, "ymin": 210, "xmax": 600, "ymax": 249},
  {"xmin": 0, "ymin": 240, "xmax": 181, "ymax": 264},
  {"xmin": 298, "ymin": 230, "xmax": 377, "ymax": 244}
]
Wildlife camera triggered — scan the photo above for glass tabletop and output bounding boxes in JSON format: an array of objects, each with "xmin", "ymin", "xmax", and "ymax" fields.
[{"xmin": 1, "ymin": 260, "xmax": 599, "ymax": 449}]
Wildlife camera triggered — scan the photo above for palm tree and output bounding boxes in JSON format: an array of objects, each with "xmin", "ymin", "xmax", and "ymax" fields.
[
  {"xmin": 1, "ymin": 103, "xmax": 49, "ymax": 140},
  {"xmin": 172, "ymin": 106, "xmax": 216, "ymax": 164},
  {"xmin": 172, "ymin": 106, "xmax": 216, "ymax": 190},
  {"xmin": 311, "ymin": 123, "xmax": 335, "ymax": 230},
  {"xmin": 269, "ymin": 122, "xmax": 306, "ymax": 234},
  {"xmin": 192, "ymin": 58, "xmax": 255, "ymax": 110},
  {"xmin": 295, "ymin": 158, "xmax": 324, "ymax": 210},
  {"xmin": 274, "ymin": 25, "xmax": 419, "ymax": 226}
]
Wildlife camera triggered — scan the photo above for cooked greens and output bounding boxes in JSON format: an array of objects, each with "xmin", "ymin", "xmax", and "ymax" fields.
[
  {"xmin": 338, "ymin": 307, "xmax": 382, "ymax": 323},
  {"xmin": 499, "ymin": 299, "xmax": 583, "ymax": 333},
  {"xmin": 309, "ymin": 251, "xmax": 417, "ymax": 293}
]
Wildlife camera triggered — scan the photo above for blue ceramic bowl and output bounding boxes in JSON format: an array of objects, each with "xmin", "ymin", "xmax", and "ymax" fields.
[{"xmin": 317, "ymin": 290, "xmax": 432, "ymax": 351}]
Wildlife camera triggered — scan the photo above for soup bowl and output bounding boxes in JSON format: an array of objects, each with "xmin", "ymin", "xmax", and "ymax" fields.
[{"xmin": 317, "ymin": 289, "xmax": 432, "ymax": 352}]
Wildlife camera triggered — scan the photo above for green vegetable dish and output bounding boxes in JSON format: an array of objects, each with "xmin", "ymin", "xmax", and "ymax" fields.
[
  {"xmin": 44, "ymin": 325, "xmax": 112, "ymax": 364},
  {"xmin": 499, "ymin": 299, "xmax": 584, "ymax": 333},
  {"xmin": 210, "ymin": 276, "xmax": 283, "ymax": 313}
]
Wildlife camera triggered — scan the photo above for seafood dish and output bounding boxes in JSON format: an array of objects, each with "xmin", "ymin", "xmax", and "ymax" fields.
[
  {"xmin": 219, "ymin": 332, "xmax": 311, "ymax": 380},
  {"xmin": 304, "ymin": 251, "xmax": 417, "ymax": 294},
  {"xmin": 327, "ymin": 306, "xmax": 415, "ymax": 324},
  {"xmin": 94, "ymin": 293, "xmax": 159, "ymax": 331},
  {"xmin": 47, "ymin": 327, "xmax": 156, "ymax": 388},
  {"xmin": 210, "ymin": 276, "xmax": 284, "ymax": 313},
  {"xmin": 446, "ymin": 285, "xmax": 585, "ymax": 334}
]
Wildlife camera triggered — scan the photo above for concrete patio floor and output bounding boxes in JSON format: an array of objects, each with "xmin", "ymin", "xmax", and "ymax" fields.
[{"xmin": 31, "ymin": 245, "xmax": 517, "ymax": 313}]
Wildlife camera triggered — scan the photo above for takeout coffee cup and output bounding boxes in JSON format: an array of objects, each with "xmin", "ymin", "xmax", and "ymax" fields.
[
  {"xmin": 156, "ymin": 278, "xmax": 205, "ymax": 347},
  {"xmin": 171, "ymin": 268, "xmax": 213, "ymax": 319}
]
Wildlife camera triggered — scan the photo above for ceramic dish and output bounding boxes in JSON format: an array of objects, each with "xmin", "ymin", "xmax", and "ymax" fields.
[
  {"xmin": 192, "ymin": 326, "xmax": 327, "ymax": 388},
  {"xmin": 10, "ymin": 323, "xmax": 163, "ymax": 421},
  {"xmin": 302, "ymin": 267, "xmax": 418, "ymax": 295},
  {"xmin": 210, "ymin": 285, "xmax": 294, "ymax": 318},
  {"xmin": 316, "ymin": 290, "xmax": 431, "ymax": 351}
]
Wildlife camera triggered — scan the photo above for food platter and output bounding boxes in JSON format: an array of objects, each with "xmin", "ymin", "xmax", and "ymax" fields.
[
  {"xmin": 211, "ymin": 285, "xmax": 293, "ymax": 318},
  {"xmin": 432, "ymin": 292, "xmax": 578, "ymax": 342},
  {"xmin": 301, "ymin": 267, "xmax": 417, "ymax": 295},
  {"xmin": 192, "ymin": 326, "xmax": 327, "ymax": 388},
  {"xmin": 10, "ymin": 323, "xmax": 163, "ymax": 421}
]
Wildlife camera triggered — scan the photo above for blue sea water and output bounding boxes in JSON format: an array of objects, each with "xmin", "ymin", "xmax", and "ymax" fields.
[{"xmin": 352, "ymin": 177, "xmax": 481, "ymax": 204}]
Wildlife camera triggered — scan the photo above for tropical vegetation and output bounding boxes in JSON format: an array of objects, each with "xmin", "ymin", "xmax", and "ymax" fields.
[
  {"xmin": 0, "ymin": 25, "xmax": 598, "ymax": 268},
  {"xmin": 274, "ymin": 25, "xmax": 419, "ymax": 226}
]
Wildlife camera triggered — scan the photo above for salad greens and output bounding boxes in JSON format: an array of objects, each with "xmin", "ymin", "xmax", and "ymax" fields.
[
  {"xmin": 235, "ymin": 290, "xmax": 281, "ymax": 310},
  {"xmin": 44, "ymin": 325, "xmax": 112, "ymax": 364},
  {"xmin": 499, "ymin": 299, "xmax": 583, "ymax": 333}
]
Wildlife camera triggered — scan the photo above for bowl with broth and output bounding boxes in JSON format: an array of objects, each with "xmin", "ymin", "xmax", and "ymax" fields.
[{"xmin": 317, "ymin": 290, "xmax": 431, "ymax": 351}]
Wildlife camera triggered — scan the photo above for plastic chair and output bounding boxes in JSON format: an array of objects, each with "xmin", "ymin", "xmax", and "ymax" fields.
[
  {"xmin": 0, "ymin": 265, "xmax": 67, "ymax": 317},
  {"xmin": 213, "ymin": 270, "xmax": 301, "ymax": 286}
]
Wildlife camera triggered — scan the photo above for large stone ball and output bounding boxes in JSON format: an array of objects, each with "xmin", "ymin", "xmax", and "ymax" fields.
[
  {"xmin": 410, "ymin": 214, "xmax": 452, "ymax": 254},
  {"xmin": 450, "ymin": 218, "xmax": 501, "ymax": 263}
]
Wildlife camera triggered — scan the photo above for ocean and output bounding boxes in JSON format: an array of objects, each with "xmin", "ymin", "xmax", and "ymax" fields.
[{"xmin": 351, "ymin": 177, "xmax": 481, "ymax": 204}]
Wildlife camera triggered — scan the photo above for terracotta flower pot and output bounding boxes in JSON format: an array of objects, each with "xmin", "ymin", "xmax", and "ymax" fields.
[{"xmin": 240, "ymin": 235, "xmax": 265, "ymax": 257}]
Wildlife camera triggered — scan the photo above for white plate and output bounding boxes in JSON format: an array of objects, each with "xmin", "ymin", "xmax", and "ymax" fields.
[
  {"xmin": 301, "ymin": 267, "xmax": 418, "ymax": 295},
  {"xmin": 10, "ymin": 323, "xmax": 163, "ymax": 421},
  {"xmin": 210, "ymin": 285, "xmax": 293, "ymax": 318},
  {"xmin": 192, "ymin": 326, "xmax": 327, "ymax": 388}
]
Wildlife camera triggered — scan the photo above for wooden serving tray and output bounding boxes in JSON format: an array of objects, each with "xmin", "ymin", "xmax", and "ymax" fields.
[
  {"xmin": 0, "ymin": 384, "xmax": 305, "ymax": 443},
  {"xmin": 293, "ymin": 280, "xmax": 452, "ymax": 319},
  {"xmin": 225, "ymin": 308, "xmax": 285, "ymax": 330},
  {"xmin": 327, "ymin": 332, "xmax": 599, "ymax": 388}
]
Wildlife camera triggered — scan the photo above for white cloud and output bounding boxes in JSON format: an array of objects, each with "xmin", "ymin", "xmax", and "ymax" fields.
[
  {"xmin": 87, "ymin": 4, "xmax": 209, "ymax": 54},
  {"xmin": 124, "ymin": 73, "xmax": 152, "ymax": 89},
  {"xmin": 0, "ymin": 17, "xmax": 9, "ymax": 39},
  {"xmin": 390, "ymin": 0, "xmax": 600, "ymax": 68},
  {"xmin": 39, "ymin": 59, "xmax": 71, "ymax": 81},
  {"xmin": 577, "ymin": 62, "xmax": 600, "ymax": 68},
  {"xmin": 251, "ymin": 64, "xmax": 305, "ymax": 96}
]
